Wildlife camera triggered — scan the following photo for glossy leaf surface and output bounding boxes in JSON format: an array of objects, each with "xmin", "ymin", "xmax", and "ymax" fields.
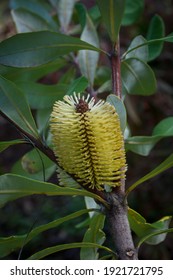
[
  {"xmin": 147, "ymin": 15, "xmax": 165, "ymax": 61},
  {"xmin": 128, "ymin": 208, "xmax": 172, "ymax": 246},
  {"xmin": 0, "ymin": 140, "xmax": 25, "ymax": 153},
  {"xmin": 97, "ymin": 0, "xmax": 126, "ymax": 42},
  {"xmin": 0, "ymin": 174, "xmax": 107, "ymax": 208},
  {"xmin": 125, "ymin": 35, "xmax": 148, "ymax": 61},
  {"xmin": 80, "ymin": 213, "xmax": 105, "ymax": 259},
  {"xmin": 78, "ymin": 14, "xmax": 99, "ymax": 86},
  {"xmin": 0, "ymin": 75, "xmax": 39, "ymax": 138},
  {"xmin": 0, "ymin": 31, "xmax": 101, "ymax": 67},
  {"xmin": 121, "ymin": 58, "xmax": 156, "ymax": 95},
  {"xmin": 28, "ymin": 242, "xmax": 113, "ymax": 260},
  {"xmin": 106, "ymin": 94, "xmax": 127, "ymax": 132},
  {"xmin": 122, "ymin": 0, "xmax": 144, "ymax": 26}
]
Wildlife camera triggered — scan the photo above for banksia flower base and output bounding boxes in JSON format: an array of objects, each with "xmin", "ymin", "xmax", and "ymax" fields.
[{"xmin": 50, "ymin": 93, "xmax": 126, "ymax": 192}]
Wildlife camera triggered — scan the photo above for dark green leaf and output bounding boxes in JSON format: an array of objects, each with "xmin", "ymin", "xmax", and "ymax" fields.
[
  {"xmin": 146, "ymin": 15, "xmax": 165, "ymax": 61},
  {"xmin": 125, "ymin": 135, "xmax": 160, "ymax": 156},
  {"xmin": 164, "ymin": 32, "xmax": 173, "ymax": 42},
  {"xmin": 0, "ymin": 58, "xmax": 66, "ymax": 82},
  {"xmin": 36, "ymin": 108, "xmax": 52, "ymax": 136},
  {"xmin": 28, "ymin": 242, "xmax": 113, "ymax": 260},
  {"xmin": 88, "ymin": 5, "xmax": 101, "ymax": 23},
  {"xmin": 128, "ymin": 208, "xmax": 172, "ymax": 247},
  {"xmin": 0, "ymin": 209, "xmax": 96, "ymax": 258},
  {"xmin": 125, "ymin": 35, "xmax": 148, "ymax": 61},
  {"xmin": 126, "ymin": 153, "xmax": 173, "ymax": 196},
  {"xmin": 121, "ymin": 58, "xmax": 156, "ymax": 95},
  {"xmin": 75, "ymin": 3, "xmax": 87, "ymax": 30},
  {"xmin": 10, "ymin": 0, "xmax": 56, "ymax": 28},
  {"xmin": 152, "ymin": 117, "xmax": 173, "ymax": 137},
  {"xmin": 0, "ymin": 31, "xmax": 102, "ymax": 67},
  {"xmin": 122, "ymin": 0, "xmax": 144, "ymax": 26},
  {"xmin": 126, "ymin": 117, "xmax": 173, "ymax": 156},
  {"xmin": 106, "ymin": 94, "xmax": 127, "ymax": 132},
  {"xmin": 12, "ymin": 149, "xmax": 56, "ymax": 181},
  {"xmin": 0, "ymin": 140, "xmax": 25, "ymax": 153},
  {"xmin": 0, "ymin": 75, "xmax": 39, "ymax": 138},
  {"xmin": 97, "ymin": 0, "xmax": 126, "ymax": 42},
  {"xmin": 80, "ymin": 213, "xmax": 105, "ymax": 260},
  {"xmin": 123, "ymin": 34, "xmax": 173, "ymax": 59},
  {"xmin": 66, "ymin": 76, "xmax": 88, "ymax": 95},
  {"xmin": 78, "ymin": 14, "xmax": 99, "ymax": 86},
  {"xmin": 11, "ymin": 8, "xmax": 54, "ymax": 33},
  {"xmin": 0, "ymin": 174, "xmax": 108, "ymax": 208},
  {"xmin": 138, "ymin": 228, "xmax": 173, "ymax": 248},
  {"xmin": 15, "ymin": 81, "xmax": 68, "ymax": 109}
]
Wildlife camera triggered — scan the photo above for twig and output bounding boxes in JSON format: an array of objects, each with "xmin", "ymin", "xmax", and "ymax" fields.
[{"xmin": 109, "ymin": 38, "xmax": 122, "ymax": 98}]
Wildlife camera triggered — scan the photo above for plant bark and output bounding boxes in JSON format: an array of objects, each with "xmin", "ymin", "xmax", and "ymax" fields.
[
  {"xmin": 106, "ymin": 191, "xmax": 138, "ymax": 260},
  {"xmin": 107, "ymin": 39, "xmax": 138, "ymax": 260}
]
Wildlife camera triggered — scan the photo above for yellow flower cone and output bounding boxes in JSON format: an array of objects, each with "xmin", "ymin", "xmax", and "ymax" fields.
[{"xmin": 50, "ymin": 93, "xmax": 126, "ymax": 191}]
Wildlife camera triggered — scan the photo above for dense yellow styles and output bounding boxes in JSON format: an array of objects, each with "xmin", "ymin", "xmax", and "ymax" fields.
[{"xmin": 50, "ymin": 93, "xmax": 126, "ymax": 191}]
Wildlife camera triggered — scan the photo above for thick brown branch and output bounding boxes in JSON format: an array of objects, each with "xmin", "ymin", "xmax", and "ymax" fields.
[{"xmin": 106, "ymin": 192, "xmax": 138, "ymax": 260}]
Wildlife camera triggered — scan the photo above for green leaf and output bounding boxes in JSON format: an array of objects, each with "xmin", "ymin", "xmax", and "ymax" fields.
[
  {"xmin": 0, "ymin": 75, "xmax": 39, "ymax": 139},
  {"xmin": 66, "ymin": 76, "xmax": 88, "ymax": 95},
  {"xmin": 125, "ymin": 135, "xmax": 160, "ymax": 156},
  {"xmin": 14, "ymin": 77, "xmax": 88, "ymax": 110},
  {"xmin": 80, "ymin": 213, "xmax": 105, "ymax": 260},
  {"xmin": 0, "ymin": 174, "xmax": 108, "ymax": 208},
  {"xmin": 10, "ymin": 0, "xmax": 57, "ymax": 30},
  {"xmin": 0, "ymin": 140, "xmax": 25, "ymax": 153},
  {"xmin": 146, "ymin": 15, "xmax": 165, "ymax": 61},
  {"xmin": 128, "ymin": 208, "xmax": 172, "ymax": 247},
  {"xmin": 28, "ymin": 242, "xmax": 113, "ymax": 260},
  {"xmin": 121, "ymin": 58, "xmax": 156, "ymax": 95},
  {"xmin": 122, "ymin": 0, "xmax": 144, "ymax": 26},
  {"xmin": 0, "ymin": 31, "xmax": 102, "ymax": 67},
  {"xmin": 152, "ymin": 117, "xmax": 173, "ymax": 137},
  {"xmin": 97, "ymin": 0, "xmax": 126, "ymax": 43},
  {"xmin": 36, "ymin": 108, "xmax": 52, "ymax": 136},
  {"xmin": 138, "ymin": 228, "xmax": 173, "ymax": 248},
  {"xmin": 10, "ymin": 0, "xmax": 55, "ymax": 28},
  {"xmin": 57, "ymin": 0, "xmax": 76, "ymax": 30},
  {"xmin": 0, "ymin": 209, "xmax": 96, "ymax": 258},
  {"xmin": 15, "ymin": 81, "xmax": 68, "ymax": 109},
  {"xmin": 126, "ymin": 153, "xmax": 173, "ymax": 196},
  {"xmin": 123, "ymin": 34, "xmax": 173, "ymax": 59},
  {"xmin": 11, "ymin": 8, "xmax": 54, "ymax": 33},
  {"xmin": 0, "ymin": 58, "xmax": 66, "ymax": 82},
  {"xmin": 78, "ymin": 14, "xmax": 99, "ymax": 86},
  {"xmin": 75, "ymin": 3, "xmax": 87, "ymax": 30},
  {"xmin": 126, "ymin": 117, "xmax": 173, "ymax": 156},
  {"xmin": 106, "ymin": 94, "xmax": 127, "ymax": 132},
  {"xmin": 125, "ymin": 35, "xmax": 148, "ymax": 61},
  {"xmin": 164, "ymin": 32, "xmax": 173, "ymax": 42},
  {"xmin": 12, "ymin": 149, "xmax": 56, "ymax": 181}
]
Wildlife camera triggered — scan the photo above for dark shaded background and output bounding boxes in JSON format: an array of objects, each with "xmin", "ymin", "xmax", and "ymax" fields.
[{"xmin": 0, "ymin": 0, "xmax": 173, "ymax": 260}]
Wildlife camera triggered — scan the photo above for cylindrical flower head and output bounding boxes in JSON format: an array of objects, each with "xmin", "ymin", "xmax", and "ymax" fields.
[{"xmin": 50, "ymin": 93, "xmax": 126, "ymax": 191}]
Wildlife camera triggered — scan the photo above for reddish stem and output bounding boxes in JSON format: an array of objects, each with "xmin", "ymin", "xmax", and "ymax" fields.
[{"xmin": 110, "ymin": 38, "xmax": 122, "ymax": 99}]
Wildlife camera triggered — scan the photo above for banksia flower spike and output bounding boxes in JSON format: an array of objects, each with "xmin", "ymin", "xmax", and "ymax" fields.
[{"xmin": 50, "ymin": 93, "xmax": 126, "ymax": 191}]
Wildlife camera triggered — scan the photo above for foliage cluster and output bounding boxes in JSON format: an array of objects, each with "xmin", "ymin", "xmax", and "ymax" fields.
[{"xmin": 0, "ymin": 0, "xmax": 173, "ymax": 259}]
